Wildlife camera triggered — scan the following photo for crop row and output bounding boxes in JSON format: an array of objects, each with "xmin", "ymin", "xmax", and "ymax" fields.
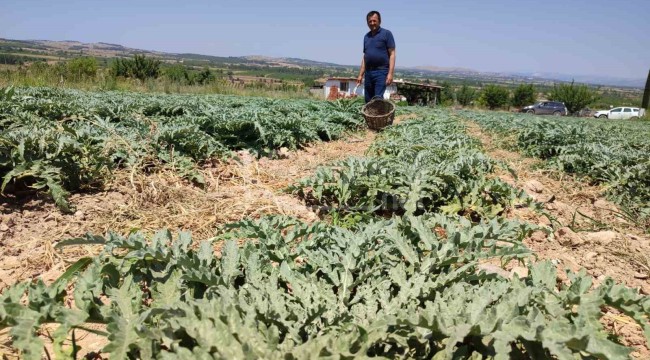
[
  {"xmin": 460, "ymin": 111, "xmax": 650, "ymax": 229},
  {"xmin": 291, "ymin": 109, "xmax": 533, "ymax": 223},
  {"xmin": 0, "ymin": 86, "xmax": 364, "ymax": 211}
]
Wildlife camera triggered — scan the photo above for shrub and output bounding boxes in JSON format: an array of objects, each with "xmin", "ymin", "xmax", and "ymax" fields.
[
  {"xmin": 439, "ymin": 81, "xmax": 455, "ymax": 106},
  {"xmin": 164, "ymin": 64, "xmax": 191, "ymax": 84},
  {"xmin": 110, "ymin": 54, "xmax": 160, "ymax": 82},
  {"xmin": 456, "ymin": 84, "xmax": 477, "ymax": 106},
  {"xmin": 193, "ymin": 67, "xmax": 216, "ymax": 85},
  {"xmin": 480, "ymin": 85, "xmax": 510, "ymax": 110},
  {"xmin": 66, "ymin": 57, "xmax": 98, "ymax": 80},
  {"xmin": 511, "ymin": 84, "xmax": 536, "ymax": 108},
  {"xmin": 550, "ymin": 80, "xmax": 598, "ymax": 115}
]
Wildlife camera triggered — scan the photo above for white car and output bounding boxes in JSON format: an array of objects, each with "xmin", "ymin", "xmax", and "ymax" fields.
[{"xmin": 593, "ymin": 107, "xmax": 646, "ymax": 120}]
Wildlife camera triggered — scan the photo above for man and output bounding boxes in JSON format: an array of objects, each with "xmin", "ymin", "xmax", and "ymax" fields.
[{"xmin": 356, "ymin": 10, "xmax": 396, "ymax": 103}]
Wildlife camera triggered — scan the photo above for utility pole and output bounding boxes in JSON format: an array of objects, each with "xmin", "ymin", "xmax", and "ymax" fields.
[{"xmin": 642, "ymin": 69, "xmax": 650, "ymax": 110}]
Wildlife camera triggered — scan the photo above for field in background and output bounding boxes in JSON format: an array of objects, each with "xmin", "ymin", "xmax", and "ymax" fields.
[{"xmin": 1, "ymin": 38, "xmax": 645, "ymax": 108}]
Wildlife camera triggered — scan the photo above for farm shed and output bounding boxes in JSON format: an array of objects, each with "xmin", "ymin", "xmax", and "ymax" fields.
[
  {"xmin": 324, "ymin": 77, "xmax": 397, "ymax": 100},
  {"xmin": 392, "ymin": 80, "xmax": 442, "ymax": 106},
  {"xmin": 325, "ymin": 77, "xmax": 365, "ymax": 99},
  {"xmin": 324, "ymin": 77, "xmax": 442, "ymax": 105}
]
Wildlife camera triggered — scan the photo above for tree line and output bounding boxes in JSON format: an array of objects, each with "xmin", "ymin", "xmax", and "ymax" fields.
[
  {"xmin": 4, "ymin": 52, "xmax": 628, "ymax": 112},
  {"xmin": 8, "ymin": 54, "xmax": 220, "ymax": 85},
  {"xmin": 436, "ymin": 81, "xmax": 601, "ymax": 114},
  {"xmin": 110, "ymin": 55, "xmax": 217, "ymax": 85}
]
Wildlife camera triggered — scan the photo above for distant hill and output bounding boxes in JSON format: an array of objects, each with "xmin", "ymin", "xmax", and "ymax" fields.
[
  {"xmin": 525, "ymin": 72, "xmax": 645, "ymax": 89},
  {"xmin": 410, "ymin": 65, "xmax": 644, "ymax": 88},
  {"xmin": 0, "ymin": 38, "xmax": 348, "ymax": 69},
  {"xmin": 413, "ymin": 65, "xmax": 479, "ymax": 73},
  {"xmin": 0, "ymin": 38, "xmax": 644, "ymax": 88},
  {"xmin": 242, "ymin": 55, "xmax": 343, "ymax": 68}
]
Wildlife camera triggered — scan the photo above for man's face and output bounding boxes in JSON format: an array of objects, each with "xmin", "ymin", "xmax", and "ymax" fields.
[{"xmin": 367, "ymin": 14, "xmax": 380, "ymax": 32}]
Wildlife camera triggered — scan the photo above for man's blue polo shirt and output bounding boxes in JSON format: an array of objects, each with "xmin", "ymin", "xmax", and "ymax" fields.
[{"xmin": 363, "ymin": 27, "xmax": 395, "ymax": 70}]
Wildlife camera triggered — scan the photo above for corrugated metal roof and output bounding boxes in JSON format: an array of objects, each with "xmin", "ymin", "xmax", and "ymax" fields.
[
  {"xmin": 326, "ymin": 77, "xmax": 359, "ymax": 81},
  {"xmin": 393, "ymin": 79, "xmax": 443, "ymax": 89},
  {"xmin": 324, "ymin": 78, "xmax": 443, "ymax": 89}
]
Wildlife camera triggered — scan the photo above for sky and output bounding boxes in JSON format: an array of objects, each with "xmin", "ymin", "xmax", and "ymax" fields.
[{"xmin": 2, "ymin": 0, "xmax": 649, "ymax": 80}]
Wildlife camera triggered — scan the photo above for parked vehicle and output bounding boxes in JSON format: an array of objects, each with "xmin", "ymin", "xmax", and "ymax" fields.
[
  {"xmin": 593, "ymin": 107, "xmax": 646, "ymax": 120},
  {"xmin": 521, "ymin": 101, "xmax": 568, "ymax": 116}
]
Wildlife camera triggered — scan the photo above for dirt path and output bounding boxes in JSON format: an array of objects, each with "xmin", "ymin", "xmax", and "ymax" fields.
[{"xmin": 463, "ymin": 120, "xmax": 650, "ymax": 357}]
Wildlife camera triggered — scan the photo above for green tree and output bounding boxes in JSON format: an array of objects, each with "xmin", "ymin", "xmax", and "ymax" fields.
[
  {"xmin": 549, "ymin": 80, "xmax": 598, "ymax": 115},
  {"xmin": 109, "ymin": 55, "xmax": 160, "ymax": 82},
  {"xmin": 165, "ymin": 64, "xmax": 190, "ymax": 84},
  {"xmin": 129, "ymin": 54, "xmax": 160, "ymax": 82},
  {"xmin": 66, "ymin": 57, "xmax": 98, "ymax": 80},
  {"xmin": 456, "ymin": 84, "xmax": 477, "ymax": 106},
  {"xmin": 439, "ymin": 81, "xmax": 455, "ymax": 106},
  {"xmin": 109, "ymin": 58, "xmax": 129, "ymax": 77},
  {"xmin": 511, "ymin": 83, "xmax": 536, "ymax": 108},
  {"xmin": 480, "ymin": 85, "xmax": 510, "ymax": 110},
  {"xmin": 194, "ymin": 67, "xmax": 216, "ymax": 85}
]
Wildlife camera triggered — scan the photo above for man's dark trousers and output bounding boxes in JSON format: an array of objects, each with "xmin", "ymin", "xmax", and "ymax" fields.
[{"xmin": 364, "ymin": 69, "xmax": 388, "ymax": 103}]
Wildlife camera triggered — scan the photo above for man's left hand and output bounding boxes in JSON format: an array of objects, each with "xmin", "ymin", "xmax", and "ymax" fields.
[{"xmin": 385, "ymin": 74, "xmax": 393, "ymax": 85}]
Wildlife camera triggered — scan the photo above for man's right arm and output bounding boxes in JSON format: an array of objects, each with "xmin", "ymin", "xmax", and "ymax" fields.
[{"xmin": 357, "ymin": 56, "xmax": 365, "ymax": 86}]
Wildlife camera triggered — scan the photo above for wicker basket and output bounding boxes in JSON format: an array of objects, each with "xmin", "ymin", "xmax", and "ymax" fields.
[{"xmin": 361, "ymin": 98, "xmax": 395, "ymax": 131}]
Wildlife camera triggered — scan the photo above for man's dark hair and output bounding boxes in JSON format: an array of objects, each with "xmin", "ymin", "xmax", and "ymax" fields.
[{"xmin": 366, "ymin": 11, "xmax": 381, "ymax": 22}]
